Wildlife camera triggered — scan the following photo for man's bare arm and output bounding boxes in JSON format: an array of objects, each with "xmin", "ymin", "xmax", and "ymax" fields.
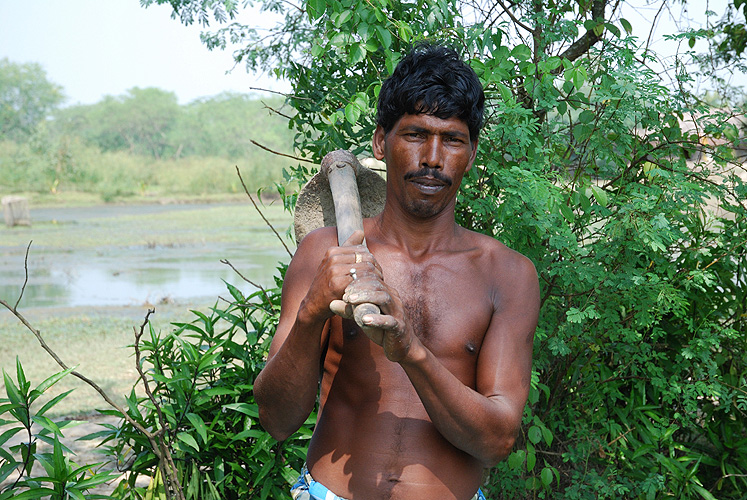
[
  {"xmin": 344, "ymin": 250, "xmax": 540, "ymax": 466},
  {"xmin": 254, "ymin": 230, "xmax": 372, "ymax": 441}
]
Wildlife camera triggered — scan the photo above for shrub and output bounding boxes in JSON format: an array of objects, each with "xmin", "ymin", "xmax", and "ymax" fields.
[
  {"xmin": 0, "ymin": 359, "xmax": 118, "ymax": 499},
  {"xmin": 102, "ymin": 267, "xmax": 314, "ymax": 499}
]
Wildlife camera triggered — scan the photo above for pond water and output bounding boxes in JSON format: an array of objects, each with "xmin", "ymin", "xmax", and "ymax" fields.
[{"xmin": 0, "ymin": 203, "xmax": 291, "ymax": 309}]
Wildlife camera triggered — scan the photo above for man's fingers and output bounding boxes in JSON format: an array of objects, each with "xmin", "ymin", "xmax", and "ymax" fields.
[
  {"xmin": 330, "ymin": 299, "xmax": 353, "ymax": 318},
  {"xmin": 358, "ymin": 312, "xmax": 400, "ymax": 331},
  {"xmin": 343, "ymin": 289, "xmax": 390, "ymax": 308}
]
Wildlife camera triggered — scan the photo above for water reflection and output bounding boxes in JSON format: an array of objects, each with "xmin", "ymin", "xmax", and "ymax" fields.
[
  {"xmin": 0, "ymin": 245, "xmax": 285, "ymax": 309},
  {"xmin": 0, "ymin": 204, "xmax": 290, "ymax": 309}
]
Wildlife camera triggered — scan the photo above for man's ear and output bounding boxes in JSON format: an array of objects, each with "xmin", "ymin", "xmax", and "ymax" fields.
[
  {"xmin": 372, "ymin": 125, "xmax": 386, "ymax": 161},
  {"xmin": 466, "ymin": 139, "xmax": 478, "ymax": 173}
]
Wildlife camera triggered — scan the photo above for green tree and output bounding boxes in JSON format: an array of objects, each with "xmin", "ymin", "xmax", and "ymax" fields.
[
  {"xmin": 0, "ymin": 58, "xmax": 64, "ymax": 140},
  {"xmin": 712, "ymin": 0, "xmax": 747, "ymax": 63},
  {"xmin": 56, "ymin": 87, "xmax": 181, "ymax": 159},
  {"xmin": 133, "ymin": 1, "xmax": 747, "ymax": 499},
  {"xmin": 175, "ymin": 92, "xmax": 291, "ymax": 158}
]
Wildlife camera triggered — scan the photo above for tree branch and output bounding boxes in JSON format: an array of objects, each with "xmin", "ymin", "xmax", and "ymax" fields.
[{"xmin": 235, "ymin": 165, "xmax": 294, "ymax": 258}]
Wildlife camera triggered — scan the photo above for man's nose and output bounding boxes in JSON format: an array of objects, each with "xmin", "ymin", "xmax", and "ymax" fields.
[{"xmin": 421, "ymin": 136, "xmax": 443, "ymax": 168}]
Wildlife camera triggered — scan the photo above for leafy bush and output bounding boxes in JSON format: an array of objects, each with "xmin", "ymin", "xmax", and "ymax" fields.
[
  {"xmin": 0, "ymin": 359, "xmax": 118, "ymax": 499},
  {"xmin": 102, "ymin": 267, "xmax": 314, "ymax": 499}
]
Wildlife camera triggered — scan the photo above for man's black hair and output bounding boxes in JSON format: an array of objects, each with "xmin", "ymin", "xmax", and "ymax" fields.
[{"xmin": 376, "ymin": 43, "xmax": 485, "ymax": 142}]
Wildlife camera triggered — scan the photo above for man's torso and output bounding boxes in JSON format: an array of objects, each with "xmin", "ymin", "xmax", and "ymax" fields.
[{"xmin": 306, "ymin": 221, "xmax": 502, "ymax": 499}]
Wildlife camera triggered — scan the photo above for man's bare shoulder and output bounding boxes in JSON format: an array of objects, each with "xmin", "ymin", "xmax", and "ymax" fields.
[
  {"xmin": 461, "ymin": 227, "xmax": 535, "ymax": 269},
  {"xmin": 292, "ymin": 226, "xmax": 340, "ymax": 264},
  {"xmin": 458, "ymin": 227, "xmax": 538, "ymax": 295},
  {"xmin": 295, "ymin": 226, "xmax": 339, "ymax": 255},
  {"xmin": 285, "ymin": 226, "xmax": 339, "ymax": 284}
]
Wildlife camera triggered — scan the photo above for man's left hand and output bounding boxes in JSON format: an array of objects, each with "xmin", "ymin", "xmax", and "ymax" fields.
[{"xmin": 329, "ymin": 262, "xmax": 415, "ymax": 362}]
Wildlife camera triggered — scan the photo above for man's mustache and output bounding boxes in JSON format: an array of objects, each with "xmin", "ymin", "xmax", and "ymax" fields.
[{"xmin": 403, "ymin": 168, "xmax": 453, "ymax": 186}]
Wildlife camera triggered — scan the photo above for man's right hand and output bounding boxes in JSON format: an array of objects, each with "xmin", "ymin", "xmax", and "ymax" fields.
[{"xmin": 301, "ymin": 230, "xmax": 381, "ymax": 322}]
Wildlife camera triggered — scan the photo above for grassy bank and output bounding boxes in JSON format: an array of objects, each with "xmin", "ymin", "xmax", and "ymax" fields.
[
  {"xmin": 0, "ymin": 304, "xmax": 206, "ymax": 416},
  {"xmin": 0, "ymin": 138, "xmax": 299, "ymax": 205},
  {"xmin": 1, "ymin": 201, "xmax": 293, "ymax": 416}
]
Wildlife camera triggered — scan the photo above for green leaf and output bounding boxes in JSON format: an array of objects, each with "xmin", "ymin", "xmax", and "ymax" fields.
[
  {"xmin": 177, "ymin": 431, "xmax": 200, "ymax": 452},
  {"xmin": 528, "ymin": 425, "xmax": 542, "ymax": 444},
  {"xmin": 583, "ymin": 19, "xmax": 597, "ymax": 31},
  {"xmin": 223, "ymin": 402, "xmax": 259, "ymax": 417},
  {"xmin": 345, "ymin": 102, "xmax": 361, "ymax": 124},
  {"xmin": 578, "ymin": 110, "xmax": 595, "ymax": 123},
  {"xmin": 375, "ymin": 25, "xmax": 392, "ymax": 49},
  {"xmin": 621, "ymin": 18, "xmax": 633, "ymax": 34},
  {"xmin": 0, "ymin": 426, "xmax": 23, "ymax": 447},
  {"xmin": 692, "ymin": 483, "xmax": 718, "ymax": 500},
  {"xmin": 511, "ymin": 44, "xmax": 531, "ymax": 61},
  {"xmin": 508, "ymin": 449, "xmax": 525, "ymax": 470},
  {"xmin": 224, "ymin": 281, "xmax": 245, "ymax": 303},
  {"xmin": 335, "ymin": 10, "xmax": 352, "ymax": 27},
  {"xmin": 37, "ymin": 389, "xmax": 74, "ymax": 417},
  {"xmin": 307, "ymin": 0, "xmax": 326, "ymax": 21},
  {"xmin": 15, "ymin": 358, "xmax": 28, "ymax": 394},
  {"xmin": 689, "ymin": 37, "xmax": 696, "ymax": 49},
  {"xmin": 349, "ymin": 42, "xmax": 367, "ymax": 64},
  {"xmin": 398, "ymin": 23, "xmax": 413, "ymax": 43},
  {"xmin": 10, "ymin": 488, "xmax": 58, "ymax": 500},
  {"xmin": 186, "ymin": 412, "xmax": 209, "ymax": 445},
  {"xmin": 606, "ymin": 23, "xmax": 620, "ymax": 38},
  {"xmin": 541, "ymin": 426, "xmax": 553, "ymax": 447},
  {"xmin": 497, "ymin": 83, "xmax": 513, "ymax": 103},
  {"xmin": 590, "ymin": 184, "xmax": 608, "ymax": 207},
  {"xmin": 541, "ymin": 467, "xmax": 554, "ymax": 488},
  {"xmin": 573, "ymin": 66, "xmax": 587, "ymax": 89},
  {"xmin": 559, "ymin": 204, "xmax": 574, "ymax": 223},
  {"xmin": 526, "ymin": 443, "xmax": 537, "ymax": 471}
]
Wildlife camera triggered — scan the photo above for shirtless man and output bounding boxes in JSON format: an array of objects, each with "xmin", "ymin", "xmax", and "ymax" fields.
[{"xmin": 253, "ymin": 44, "xmax": 540, "ymax": 500}]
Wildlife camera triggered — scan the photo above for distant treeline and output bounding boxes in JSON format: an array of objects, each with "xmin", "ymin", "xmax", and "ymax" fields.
[
  {"xmin": 54, "ymin": 88, "xmax": 293, "ymax": 161},
  {"xmin": 1, "ymin": 59, "xmax": 297, "ymax": 200}
]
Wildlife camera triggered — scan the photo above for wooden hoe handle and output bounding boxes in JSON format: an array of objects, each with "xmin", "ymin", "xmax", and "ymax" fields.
[{"xmin": 321, "ymin": 150, "xmax": 381, "ymax": 327}]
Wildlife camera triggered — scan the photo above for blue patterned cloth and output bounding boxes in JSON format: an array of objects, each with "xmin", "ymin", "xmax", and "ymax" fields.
[{"xmin": 290, "ymin": 464, "xmax": 487, "ymax": 500}]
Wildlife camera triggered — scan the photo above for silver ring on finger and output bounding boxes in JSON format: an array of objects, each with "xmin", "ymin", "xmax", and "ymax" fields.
[{"xmin": 349, "ymin": 267, "xmax": 357, "ymax": 280}]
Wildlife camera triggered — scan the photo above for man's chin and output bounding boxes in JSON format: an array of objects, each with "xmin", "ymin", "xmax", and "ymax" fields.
[{"xmin": 405, "ymin": 201, "xmax": 444, "ymax": 219}]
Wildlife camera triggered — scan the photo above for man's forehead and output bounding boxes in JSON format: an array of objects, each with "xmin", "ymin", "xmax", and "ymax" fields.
[{"xmin": 393, "ymin": 113, "xmax": 470, "ymax": 135}]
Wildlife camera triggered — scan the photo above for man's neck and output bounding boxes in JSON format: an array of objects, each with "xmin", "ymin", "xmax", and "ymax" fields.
[{"xmin": 371, "ymin": 201, "xmax": 461, "ymax": 258}]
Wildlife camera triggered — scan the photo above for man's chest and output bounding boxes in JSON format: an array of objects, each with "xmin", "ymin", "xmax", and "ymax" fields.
[{"xmin": 380, "ymin": 257, "xmax": 494, "ymax": 360}]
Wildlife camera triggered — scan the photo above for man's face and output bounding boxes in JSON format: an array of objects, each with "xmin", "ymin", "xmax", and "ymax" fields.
[{"xmin": 372, "ymin": 113, "xmax": 478, "ymax": 219}]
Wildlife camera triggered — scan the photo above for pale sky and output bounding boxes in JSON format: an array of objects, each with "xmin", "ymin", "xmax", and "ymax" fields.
[
  {"xmin": 0, "ymin": 0, "xmax": 289, "ymax": 106},
  {"xmin": 0, "ymin": 0, "xmax": 740, "ymax": 108}
]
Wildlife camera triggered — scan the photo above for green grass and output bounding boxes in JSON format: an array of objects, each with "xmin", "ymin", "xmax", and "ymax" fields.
[
  {"xmin": 0, "ymin": 201, "xmax": 293, "ymax": 417},
  {"xmin": 0, "ymin": 139, "xmax": 299, "ymax": 204},
  {"xmin": 0, "ymin": 306, "xmax": 197, "ymax": 416},
  {"xmin": 0, "ymin": 202, "xmax": 292, "ymax": 249}
]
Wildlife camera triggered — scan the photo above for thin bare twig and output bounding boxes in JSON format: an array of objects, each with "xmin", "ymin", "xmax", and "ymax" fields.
[
  {"xmin": 235, "ymin": 165, "xmax": 294, "ymax": 258},
  {"xmin": 249, "ymin": 139, "xmax": 314, "ymax": 164},
  {"xmin": 0, "ymin": 301, "xmax": 161, "ymax": 458},
  {"xmin": 132, "ymin": 310, "xmax": 184, "ymax": 500},
  {"xmin": 220, "ymin": 258, "xmax": 269, "ymax": 292},
  {"xmin": 13, "ymin": 241, "xmax": 32, "ymax": 310}
]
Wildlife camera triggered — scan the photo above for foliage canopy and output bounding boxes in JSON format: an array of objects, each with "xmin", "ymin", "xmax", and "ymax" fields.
[
  {"xmin": 126, "ymin": 0, "xmax": 747, "ymax": 498},
  {"xmin": 0, "ymin": 59, "xmax": 64, "ymax": 141}
]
